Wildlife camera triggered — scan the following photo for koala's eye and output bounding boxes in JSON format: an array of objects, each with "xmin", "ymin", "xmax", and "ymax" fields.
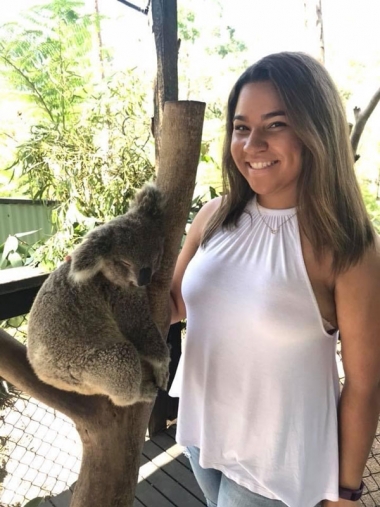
[{"xmin": 120, "ymin": 260, "xmax": 131, "ymax": 268}]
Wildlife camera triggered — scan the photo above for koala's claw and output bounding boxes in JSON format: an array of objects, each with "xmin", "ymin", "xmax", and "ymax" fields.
[{"xmin": 153, "ymin": 363, "xmax": 170, "ymax": 391}]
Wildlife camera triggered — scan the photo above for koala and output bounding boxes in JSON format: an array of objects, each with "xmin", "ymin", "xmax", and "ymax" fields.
[{"xmin": 27, "ymin": 184, "xmax": 170, "ymax": 407}]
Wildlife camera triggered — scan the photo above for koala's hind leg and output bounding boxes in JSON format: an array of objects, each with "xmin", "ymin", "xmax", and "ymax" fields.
[{"xmin": 80, "ymin": 342, "xmax": 151, "ymax": 406}]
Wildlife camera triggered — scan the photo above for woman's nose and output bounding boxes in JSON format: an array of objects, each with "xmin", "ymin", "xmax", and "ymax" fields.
[{"xmin": 244, "ymin": 131, "xmax": 268, "ymax": 153}]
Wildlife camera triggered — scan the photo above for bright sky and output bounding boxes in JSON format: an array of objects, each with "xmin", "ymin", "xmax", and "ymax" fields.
[
  {"xmin": 2, "ymin": 0, "xmax": 379, "ymax": 58},
  {"xmin": 3, "ymin": 1, "xmax": 380, "ymax": 88},
  {"xmin": 2, "ymin": 0, "xmax": 380, "ymax": 80},
  {"xmin": 2, "ymin": 0, "xmax": 380, "ymax": 180}
]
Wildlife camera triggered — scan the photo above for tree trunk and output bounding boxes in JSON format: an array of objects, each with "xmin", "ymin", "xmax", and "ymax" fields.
[
  {"xmin": 72, "ymin": 402, "xmax": 152, "ymax": 506},
  {"xmin": 304, "ymin": 0, "xmax": 325, "ymax": 64},
  {"xmin": 94, "ymin": 0, "xmax": 105, "ymax": 80},
  {"xmin": 0, "ymin": 101, "xmax": 205, "ymax": 507},
  {"xmin": 152, "ymin": 0, "xmax": 178, "ymax": 166},
  {"xmin": 148, "ymin": 0, "xmax": 180, "ymax": 436},
  {"xmin": 148, "ymin": 101, "xmax": 205, "ymax": 329}
]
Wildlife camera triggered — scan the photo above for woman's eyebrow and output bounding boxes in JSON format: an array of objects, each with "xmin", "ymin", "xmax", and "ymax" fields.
[
  {"xmin": 233, "ymin": 110, "xmax": 286, "ymax": 122},
  {"xmin": 261, "ymin": 110, "xmax": 286, "ymax": 120},
  {"xmin": 233, "ymin": 114, "xmax": 247, "ymax": 121}
]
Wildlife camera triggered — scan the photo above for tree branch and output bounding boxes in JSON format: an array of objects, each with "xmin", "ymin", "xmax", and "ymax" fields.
[
  {"xmin": 0, "ymin": 53, "xmax": 57, "ymax": 124},
  {"xmin": 351, "ymin": 86, "xmax": 380, "ymax": 156},
  {"xmin": 0, "ymin": 328, "xmax": 103, "ymax": 420}
]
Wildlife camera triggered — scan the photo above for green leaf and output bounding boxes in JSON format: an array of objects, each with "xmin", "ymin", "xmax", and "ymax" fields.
[
  {"xmin": 8, "ymin": 251, "xmax": 23, "ymax": 268},
  {"xmin": 2, "ymin": 236, "xmax": 19, "ymax": 263},
  {"xmin": 23, "ymin": 498, "xmax": 45, "ymax": 507},
  {"xmin": 7, "ymin": 315, "xmax": 25, "ymax": 328},
  {"xmin": 0, "ymin": 258, "xmax": 9, "ymax": 270},
  {"xmin": 15, "ymin": 230, "xmax": 40, "ymax": 238}
]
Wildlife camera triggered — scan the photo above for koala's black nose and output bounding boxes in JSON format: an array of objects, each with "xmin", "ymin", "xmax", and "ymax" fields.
[{"xmin": 138, "ymin": 267, "xmax": 152, "ymax": 286}]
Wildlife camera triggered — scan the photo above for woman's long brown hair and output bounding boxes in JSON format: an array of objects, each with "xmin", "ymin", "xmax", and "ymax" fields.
[{"xmin": 202, "ymin": 52, "xmax": 375, "ymax": 274}]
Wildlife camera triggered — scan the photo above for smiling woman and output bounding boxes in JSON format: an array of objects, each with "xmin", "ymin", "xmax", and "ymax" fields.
[
  {"xmin": 169, "ymin": 52, "xmax": 380, "ymax": 507},
  {"xmin": 230, "ymin": 81, "xmax": 303, "ymax": 209}
]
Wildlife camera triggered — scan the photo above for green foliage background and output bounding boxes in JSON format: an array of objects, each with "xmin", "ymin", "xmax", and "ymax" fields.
[
  {"xmin": 0, "ymin": 0, "xmax": 155, "ymax": 268},
  {"xmin": 0, "ymin": 0, "xmax": 379, "ymax": 276}
]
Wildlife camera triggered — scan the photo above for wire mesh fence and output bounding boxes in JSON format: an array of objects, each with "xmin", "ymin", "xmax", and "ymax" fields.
[
  {"xmin": 0, "ymin": 394, "xmax": 81, "ymax": 507},
  {"xmin": 0, "ymin": 315, "xmax": 81, "ymax": 507},
  {"xmin": 0, "ymin": 317, "xmax": 380, "ymax": 506}
]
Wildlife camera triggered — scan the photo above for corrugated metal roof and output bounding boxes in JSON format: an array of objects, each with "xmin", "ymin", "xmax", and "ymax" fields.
[{"xmin": 0, "ymin": 201, "xmax": 54, "ymax": 245}]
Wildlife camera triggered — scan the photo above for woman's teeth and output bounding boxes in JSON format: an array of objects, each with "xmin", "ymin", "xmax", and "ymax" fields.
[{"xmin": 248, "ymin": 161, "xmax": 277, "ymax": 169}]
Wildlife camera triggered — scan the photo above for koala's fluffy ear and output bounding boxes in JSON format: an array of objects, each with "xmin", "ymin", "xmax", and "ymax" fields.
[
  {"xmin": 69, "ymin": 226, "xmax": 113, "ymax": 283},
  {"xmin": 131, "ymin": 183, "xmax": 164, "ymax": 219}
]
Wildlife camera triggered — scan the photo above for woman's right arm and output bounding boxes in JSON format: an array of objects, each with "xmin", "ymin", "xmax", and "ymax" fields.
[{"xmin": 170, "ymin": 197, "xmax": 222, "ymax": 324}]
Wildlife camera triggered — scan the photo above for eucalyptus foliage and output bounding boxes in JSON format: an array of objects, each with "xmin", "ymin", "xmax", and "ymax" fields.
[
  {"xmin": 0, "ymin": 231, "xmax": 38, "ymax": 269},
  {"xmin": 0, "ymin": 0, "xmax": 154, "ymax": 269},
  {"xmin": 362, "ymin": 184, "xmax": 380, "ymax": 233},
  {"xmin": 0, "ymin": 0, "xmax": 94, "ymax": 126}
]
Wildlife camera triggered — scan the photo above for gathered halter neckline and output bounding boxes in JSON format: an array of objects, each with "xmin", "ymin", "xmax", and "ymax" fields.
[{"xmin": 254, "ymin": 196, "xmax": 297, "ymax": 217}]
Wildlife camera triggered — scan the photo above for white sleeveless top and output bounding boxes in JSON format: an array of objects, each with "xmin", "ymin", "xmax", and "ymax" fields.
[{"xmin": 173, "ymin": 197, "xmax": 340, "ymax": 507}]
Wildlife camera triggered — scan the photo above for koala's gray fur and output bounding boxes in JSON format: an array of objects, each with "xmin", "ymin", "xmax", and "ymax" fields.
[{"xmin": 27, "ymin": 184, "xmax": 170, "ymax": 407}]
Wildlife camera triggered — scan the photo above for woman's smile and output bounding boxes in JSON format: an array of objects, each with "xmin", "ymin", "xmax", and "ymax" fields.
[
  {"xmin": 231, "ymin": 81, "xmax": 303, "ymax": 209},
  {"xmin": 246, "ymin": 160, "xmax": 279, "ymax": 170}
]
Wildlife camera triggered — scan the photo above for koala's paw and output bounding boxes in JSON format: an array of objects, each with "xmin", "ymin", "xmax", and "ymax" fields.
[
  {"xmin": 139, "ymin": 380, "xmax": 158, "ymax": 403},
  {"xmin": 140, "ymin": 356, "xmax": 170, "ymax": 391},
  {"xmin": 152, "ymin": 361, "xmax": 170, "ymax": 391}
]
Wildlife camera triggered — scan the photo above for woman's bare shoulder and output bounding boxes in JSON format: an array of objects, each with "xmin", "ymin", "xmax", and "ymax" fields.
[
  {"xmin": 199, "ymin": 196, "xmax": 223, "ymax": 217},
  {"xmin": 191, "ymin": 196, "xmax": 223, "ymax": 231}
]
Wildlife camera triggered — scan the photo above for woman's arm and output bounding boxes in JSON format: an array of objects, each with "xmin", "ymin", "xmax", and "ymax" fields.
[
  {"xmin": 170, "ymin": 197, "xmax": 222, "ymax": 324},
  {"xmin": 325, "ymin": 238, "xmax": 380, "ymax": 506}
]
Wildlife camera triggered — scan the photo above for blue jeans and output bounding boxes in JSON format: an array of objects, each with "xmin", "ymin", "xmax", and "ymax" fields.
[{"xmin": 186, "ymin": 446, "xmax": 322, "ymax": 507}]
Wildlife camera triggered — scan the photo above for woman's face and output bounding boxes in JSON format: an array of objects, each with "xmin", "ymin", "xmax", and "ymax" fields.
[{"xmin": 230, "ymin": 81, "xmax": 303, "ymax": 209}]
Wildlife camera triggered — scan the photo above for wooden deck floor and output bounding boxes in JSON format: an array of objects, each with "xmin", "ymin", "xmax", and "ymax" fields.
[
  {"xmin": 39, "ymin": 424, "xmax": 206, "ymax": 507},
  {"xmin": 26, "ymin": 421, "xmax": 380, "ymax": 507},
  {"xmin": 135, "ymin": 425, "xmax": 206, "ymax": 507}
]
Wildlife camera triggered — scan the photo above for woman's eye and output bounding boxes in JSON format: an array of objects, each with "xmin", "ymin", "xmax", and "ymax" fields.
[
  {"xmin": 268, "ymin": 121, "xmax": 286, "ymax": 129},
  {"xmin": 233, "ymin": 124, "xmax": 248, "ymax": 131}
]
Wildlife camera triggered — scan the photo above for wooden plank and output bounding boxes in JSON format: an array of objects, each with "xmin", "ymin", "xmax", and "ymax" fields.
[
  {"xmin": 0, "ymin": 266, "xmax": 49, "ymax": 320},
  {"xmin": 159, "ymin": 460, "xmax": 205, "ymax": 504},
  {"xmin": 151, "ymin": 431, "xmax": 190, "ymax": 469},
  {"xmin": 0, "ymin": 285, "xmax": 42, "ymax": 320},
  {"xmin": 139, "ymin": 448, "xmax": 205, "ymax": 506},
  {"xmin": 135, "ymin": 480, "xmax": 175, "ymax": 507},
  {"xmin": 0, "ymin": 266, "xmax": 48, "ymax": 291},
  {"xmin": 140, "ymin": 467, "xmax": 204, "ymax": 507},
  {"xmin": 144, "ymin": 439, "xmax": 170, "ymax": 460},
  {"xmin": 143, "ymin": 440, "xmax": 205, "ymax": 503},
  {"xmin": 140, "ymin": 452, "xmax": 150, "ymax": 466},
  {"xmin": 133, "ymin": 498, "xmax": 146, "ymax": 507},
  {"xmin": 166, "ymin": 425, "xmax": 177, "ymax": 440}
]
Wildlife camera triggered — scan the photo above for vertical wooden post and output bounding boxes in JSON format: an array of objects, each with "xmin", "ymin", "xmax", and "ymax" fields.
[
  {"xmin": 152, "ymin": 0, "xmax": 178, "ymax": 166},
  {"xmin": 149, "ymin": 0, "xmax": 181, "ymax": 436}
]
